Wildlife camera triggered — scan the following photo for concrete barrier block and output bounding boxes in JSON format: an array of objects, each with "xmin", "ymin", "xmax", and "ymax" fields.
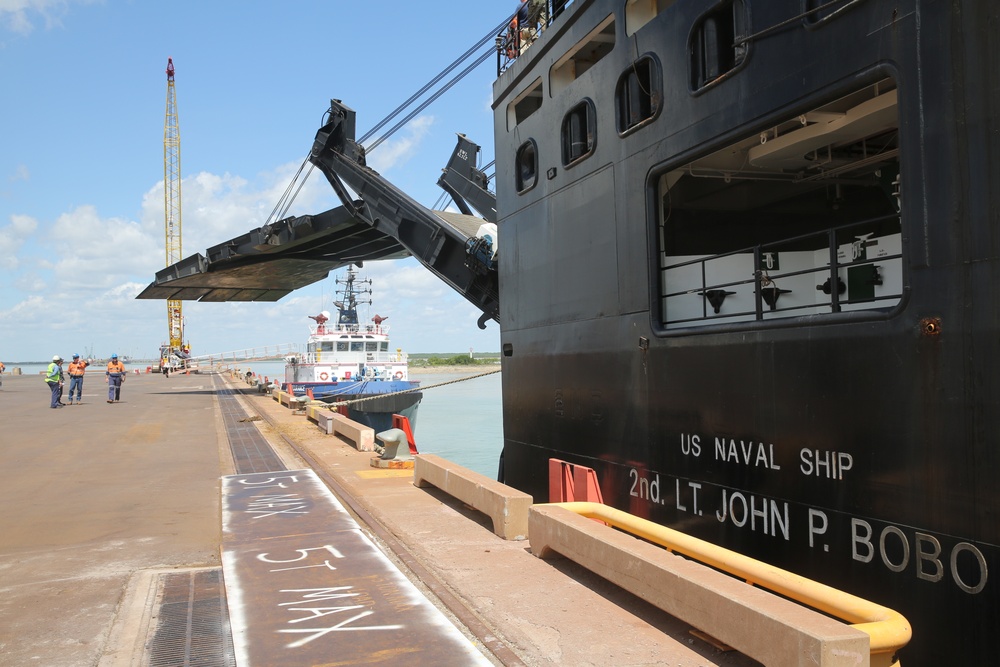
[
  {"xmin": 529, "ymin": 505, "xmax": 870, "ymax": 667},
  {"xmin": 325, "ymin": 413, "xmax": 374, "ymax": 451},
  {"xmin": 414, "ymin": 454, "xmax": 531, "ymax": 540}
]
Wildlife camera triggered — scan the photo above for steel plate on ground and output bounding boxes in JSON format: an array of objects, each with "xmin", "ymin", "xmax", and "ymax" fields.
[{"xmin": 221, "ymin": 469, "xmax": 491, "ymax": 666}]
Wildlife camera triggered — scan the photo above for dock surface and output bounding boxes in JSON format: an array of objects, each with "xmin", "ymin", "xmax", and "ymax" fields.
[{"xmin": 0, "ymin": 371, "xmax": 757, "ymax": 666}]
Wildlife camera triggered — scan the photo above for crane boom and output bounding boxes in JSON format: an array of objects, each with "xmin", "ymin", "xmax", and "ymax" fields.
[{"xmin": 163, "ymin": 57, "xmax": 184, "ymax": 352}]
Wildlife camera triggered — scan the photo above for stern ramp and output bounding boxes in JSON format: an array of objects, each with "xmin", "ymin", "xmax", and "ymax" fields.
[{"xmin": 138, "ymin": 101, "xmax": 499, "ymax": 328}]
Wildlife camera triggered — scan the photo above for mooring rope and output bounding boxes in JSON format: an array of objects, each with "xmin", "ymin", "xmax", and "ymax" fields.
[{"xmin": 319, "ymin": 367, "xmax": 501, "ymax": 408}]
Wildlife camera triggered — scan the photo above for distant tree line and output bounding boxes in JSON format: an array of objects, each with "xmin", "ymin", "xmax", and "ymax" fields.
[{"xmin": 409, "ymin": 354, "xmax": 500, "ymax": 367}]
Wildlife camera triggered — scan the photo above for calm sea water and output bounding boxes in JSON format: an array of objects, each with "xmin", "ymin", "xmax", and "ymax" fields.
[{"xmin": 6, "ymin": 360, "xmax": 505, "ymax": 478}]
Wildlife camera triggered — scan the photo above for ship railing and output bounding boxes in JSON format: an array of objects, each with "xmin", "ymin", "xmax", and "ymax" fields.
[
  {"xmin": 659, "ymin": 213, "xmax": 903, "ymax": 329},
  {"xmin": 311, "ymin": 323, "xmax": 390, "ymax": 336},
  {"xmin": 497, "ymin": 0, "xmax": 574, "ymax": 75},
  {"xmin": 299, "ymin": 352, "xmax": 408, "ymax": 365},
  {"xmin": 550, "ymin": 502, "xmax": 911, "ymax": 666},
  {"xmin": 184, "ymin": 344, "xmax": 304, "ymax": 367}
]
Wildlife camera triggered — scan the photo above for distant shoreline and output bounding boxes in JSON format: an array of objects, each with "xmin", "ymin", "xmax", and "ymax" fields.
[{"xmin": 410, "ymin": 364, "xmax": 501, "ymax": 375}]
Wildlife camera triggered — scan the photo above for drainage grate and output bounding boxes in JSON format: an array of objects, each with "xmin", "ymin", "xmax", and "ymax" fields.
[
  {"xmin": 214, "ymin": 376, "xmax": 286, "ymax": 474},
  {"xmin": 147, "ymin": 569, "xmax": 236, "ymax": 667}
]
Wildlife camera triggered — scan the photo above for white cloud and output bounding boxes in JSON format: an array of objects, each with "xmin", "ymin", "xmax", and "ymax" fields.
[
  {"xmin": 9, "ymin": 164, "xmax": 29, "ymax": 182},
  {"xmin": 14, "ymin": 272, "xmax": 45, "ymax": 291},
  {"xmin": 0, "ymin": 0, "xmax": 96, "ymax": 34},
  {"xmin": 0, "ymin": 213, "xmax": 37, "ymax": 269},
  {"xmin": 366, "ymin": 116, "xmax": 435, "ymax": 174}
]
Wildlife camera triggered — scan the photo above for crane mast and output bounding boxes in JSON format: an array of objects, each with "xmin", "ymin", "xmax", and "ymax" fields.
[{"xmin": 163, "ymin": 57, "xmax": 184, "ymax": 352}]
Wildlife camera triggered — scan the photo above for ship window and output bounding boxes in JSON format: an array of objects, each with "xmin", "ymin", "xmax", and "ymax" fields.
[
  {"xmin": 550, "ymin": 15, "xmax": 615, "ymax": 96},
  {"xmin": 690, "ymin": 0, "xmax": 747, "ymax": 90},
  {"xmin": 516, "ymin": 140, "xmax": 538, "ymax": 192},
  {"xmin": 321, "ymin": 342, "xmax": 334, "ymax": 352},
  {"xmin": 625, "ymin": 0, "xmax": 677, "ymax": 35},
  {"xmin": 337, "ymin": 342, "xmax": 349, "ymax": 352},
  {"xmin": 617, "ymin": 56, "xmax": 661, "ymax": 134},
  {"xmin": 350, "ymin": 342, "xmax": 364, "ymax": 352},
  {"xmin": 380, "ymin": 342, "xmax": 389, "ymax": 352},
  {"xmin": 507, "ymin": 78, "xmax": 543, "ymax": 130},
  {"xmin": 654, "ymin": 80, "xmax": 904, "ymax": 330},
  {"xmin": 365, "ymin": 342, "xmax": 378, "ymax": 352},
  {"xmin": 562, "ymin": 100, "xmax": 596, "ymax": 165}
]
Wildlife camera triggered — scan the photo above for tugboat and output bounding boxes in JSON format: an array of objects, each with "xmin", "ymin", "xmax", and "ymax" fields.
[{"xmin": 283, "ymin": 265, "xmax": 420, "ymax": 433}]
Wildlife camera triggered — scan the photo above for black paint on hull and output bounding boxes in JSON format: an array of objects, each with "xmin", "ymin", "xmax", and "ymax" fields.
[{"xmin": 493, "ymin": 1, "xmax": 999, "ymax": 664}]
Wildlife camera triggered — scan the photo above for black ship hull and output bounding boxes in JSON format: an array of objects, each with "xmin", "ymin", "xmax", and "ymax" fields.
[{"xmin": 493, "ymin": 1, "xmax": 999, "ymax": 664}]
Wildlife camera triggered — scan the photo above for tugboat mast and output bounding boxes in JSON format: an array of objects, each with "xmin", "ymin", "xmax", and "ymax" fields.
[{"xmin": 333, "ymin": 267, "xmax": 372, "ymax": 326}]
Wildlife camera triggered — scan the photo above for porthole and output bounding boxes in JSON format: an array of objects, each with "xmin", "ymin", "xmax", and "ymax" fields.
[
  {"xmin": 561, "ymin": 100, "xmax": 596, "ymax": 166},
  {"xmin": 516, "ymin": 140, "xmax": 538, "ymax": 193},
  {"xmin": 617, "ymin": 56, "xmax": 661, "ymax": 134}
]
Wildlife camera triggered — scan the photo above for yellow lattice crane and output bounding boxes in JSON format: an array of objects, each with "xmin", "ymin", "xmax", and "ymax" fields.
[{"xmin": 162, "ymin": 57, "xmax": 185, "ymax": 366}]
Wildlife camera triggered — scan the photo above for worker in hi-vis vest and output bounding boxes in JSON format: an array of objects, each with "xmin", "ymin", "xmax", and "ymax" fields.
[
  {"xmin": 105, "ymin": 354, "xmax": 125, "ymax": 403},
  {"xmin": 66, "ymin": 354, "xmax": 90, "ymax": 405},
  {"xmin": 46, "ymin": 355, "xmax": 64, "ymax": 408}
]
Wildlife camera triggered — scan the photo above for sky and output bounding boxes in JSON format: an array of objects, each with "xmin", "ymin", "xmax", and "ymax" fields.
[{"xmin": 0, "ymin": 0, "xmax": 512, "ymax": 362}]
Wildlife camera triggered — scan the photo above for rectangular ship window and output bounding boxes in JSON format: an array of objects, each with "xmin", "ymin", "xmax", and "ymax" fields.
[
  {"xmin": 507, "ymin": 78, "xmax": 543, "ymax": 131},
  {"xmin": 625, "ymin": 0, "xmax": 677, "ymax": 35},
  {"xmin": 550, "ymin": 15, "xmax": 616, "ymax": 96},
  {"xmin": 655, "ymin": 80, "xmax": 903, "ymax": 330}
]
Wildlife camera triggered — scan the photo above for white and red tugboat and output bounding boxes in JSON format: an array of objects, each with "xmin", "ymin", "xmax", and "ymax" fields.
[{"xmin": 284, "ymin": 265, "xmax": 420, "ymax": 433}]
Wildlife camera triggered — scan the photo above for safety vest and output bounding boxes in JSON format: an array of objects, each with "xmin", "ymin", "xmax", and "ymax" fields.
[
  {"xmin": 68, "ymin": 360, "xmax": 88, "ymax": 377},
  {"xmin": 107, "ymin": 361, "xmax": 125, "ymax": 375},
  {"xmin": 46, "ymin": 362, "xmax": 61, "ymax": 383}
]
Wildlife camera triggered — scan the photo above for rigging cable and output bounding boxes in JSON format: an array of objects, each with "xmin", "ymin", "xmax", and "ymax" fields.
[
  {"xmin": 365, "ymin": 46, "xmax": 496, "ymax": 153},
  {"xmin": 267, "ymin": 13, "xmax": 511, "ymax": 223},
  {"xmin": 266, "ymin": 152, "xmax": 314, "ymax": 225},
  {"xmin": 359, "ymin": 12, "xmax": 514, "ymax": 145},
  {"xmin": 733, "ymin": 0, "xmax": 867, "ymax": 47}
]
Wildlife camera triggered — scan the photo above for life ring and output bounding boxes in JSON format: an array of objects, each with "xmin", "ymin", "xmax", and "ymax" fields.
[
  {"xmin": 394, "ymin": 371, "xmax": 403, "ymax": 380},
  {"xmin": 319, "ymin": 372, "xmax": 329, "ymax": 381}
]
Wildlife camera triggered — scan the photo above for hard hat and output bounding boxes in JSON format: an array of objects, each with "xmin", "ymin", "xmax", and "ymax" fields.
[
  {"xmin": 111, "ymin": 354, "xmax": 118, "ymax": 359},
  {"xmin": 53, "ymin": 355, "xmax": 62, "ymax": 361},
  {"xmin": 72, "ymin": 353, "xmax": 80, "ymax": 359}
]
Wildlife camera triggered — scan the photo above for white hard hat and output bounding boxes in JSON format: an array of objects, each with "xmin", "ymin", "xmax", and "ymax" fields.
[{"xmin": 53, "ymin": 355, "xmax": 62, "ymax": 361}]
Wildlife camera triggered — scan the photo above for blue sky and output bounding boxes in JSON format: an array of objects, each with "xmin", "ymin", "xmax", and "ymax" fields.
[{"xmin": 0, "ymin": 1, "xmax": 511, "ymax": 362}]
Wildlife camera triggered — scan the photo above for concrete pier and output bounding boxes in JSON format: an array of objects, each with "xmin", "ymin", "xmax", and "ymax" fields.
[{"xmin": 0, "ymin": 370, "xmax": 760, "ymax": 666}]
